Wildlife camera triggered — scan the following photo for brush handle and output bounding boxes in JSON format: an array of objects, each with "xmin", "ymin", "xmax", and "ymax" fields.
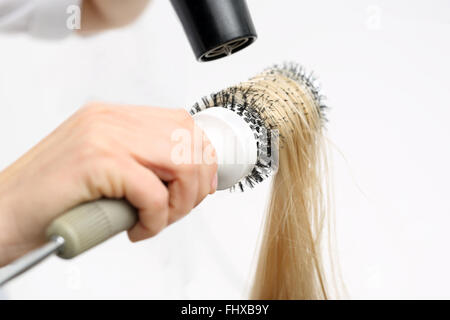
[{"xmin": 45, "ymin": 199, "xmax": 137, "ymax": 259}]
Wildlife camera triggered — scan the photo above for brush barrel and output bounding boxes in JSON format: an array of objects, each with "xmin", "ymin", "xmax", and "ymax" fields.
[
  {"xmin": 45, "ymin": 108, "xmax": 257, "ymax": 259},
  {"xmin": 192, "ymin": 107, "xmax": 258, "ymax": 190}
]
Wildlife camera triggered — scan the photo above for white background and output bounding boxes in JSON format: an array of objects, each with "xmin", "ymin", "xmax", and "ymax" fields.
[{"xmin": 1, "ymin": 0, "xmax": 450, "ymax": 299}]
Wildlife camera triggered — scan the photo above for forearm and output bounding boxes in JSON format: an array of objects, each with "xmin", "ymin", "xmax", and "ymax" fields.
[{"xmin": 80, "ymin": 0, "xmax": 150, "ymax": 33}]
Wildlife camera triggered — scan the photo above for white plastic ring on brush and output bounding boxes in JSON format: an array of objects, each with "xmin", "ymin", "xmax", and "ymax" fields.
[{"xmin": 192, "ymin": 107, "xmax": 258, "ymax": 190}]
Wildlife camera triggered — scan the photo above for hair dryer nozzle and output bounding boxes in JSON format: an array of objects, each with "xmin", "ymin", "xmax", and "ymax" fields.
[{"xmin": 171, "ymin": 0, "xmax": 257, "ymax": 62}]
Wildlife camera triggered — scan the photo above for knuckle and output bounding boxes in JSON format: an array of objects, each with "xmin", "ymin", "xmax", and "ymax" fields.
[
  {"xmin": 77, "ymin": 129, "xmax": 108, "ymax": 159},
  {"xmin": 73, "ymin": 108, "xmax": 118, "ymax": 164},
  {"xmin": 76, "ymin": 102, "xmax": 114, "ymax": 126},
  {"xmin": 78, "ymin": 102, "xmax": 104, "ymax": 118},
  {"xmin": 75, "ymin": 131, "xmax": 117, "ymax": 175}
]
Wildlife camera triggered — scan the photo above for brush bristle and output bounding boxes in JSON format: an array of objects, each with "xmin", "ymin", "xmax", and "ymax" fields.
[
  {"xmin": 263, "ymin": 62, "xmax": 328, "ymax": 124},
  {"xmin": 190, "ymin": 62, "xmax": 327, "ymax": 191}
]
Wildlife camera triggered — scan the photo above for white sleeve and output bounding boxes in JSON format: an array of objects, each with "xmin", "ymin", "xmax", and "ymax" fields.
[{"xmin": 0, "ymin": 0, "xmax": 82, "ymax": 39}]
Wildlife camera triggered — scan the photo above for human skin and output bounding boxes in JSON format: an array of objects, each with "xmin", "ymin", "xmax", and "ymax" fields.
[
  {"xmin": 0, "ymin": 103, "xmax": 217, "ymax": 266},
  {"xmin": 80, "ymin": 0, "xmax": 151, "ymax": 33}
]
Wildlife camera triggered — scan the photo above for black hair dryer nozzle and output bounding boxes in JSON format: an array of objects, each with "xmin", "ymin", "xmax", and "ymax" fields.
[{"xmin": 170, "ymin": 0, "xmax": 257, "ymax": 62}]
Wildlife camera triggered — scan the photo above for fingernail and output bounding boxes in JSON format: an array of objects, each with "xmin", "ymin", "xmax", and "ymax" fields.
[{"xmin": 210, "ymin": 174, "xmax": 218, "ymax": 194}]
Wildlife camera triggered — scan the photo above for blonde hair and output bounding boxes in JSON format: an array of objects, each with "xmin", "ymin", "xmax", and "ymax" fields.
[
  {"xmin": 232, "ymin": 64, "xmax": 331, "ymax": 299},
  {"xmin": 192, "ymin": 63, "xmax": 335, "ymax": 299}
]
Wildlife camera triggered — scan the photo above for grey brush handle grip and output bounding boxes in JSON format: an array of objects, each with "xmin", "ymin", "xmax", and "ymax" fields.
[{"xmin": 45, "ymin": 199, "xmax": 137, "ymax": 259}]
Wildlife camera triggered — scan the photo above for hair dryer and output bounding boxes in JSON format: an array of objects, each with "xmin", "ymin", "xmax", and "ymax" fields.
[{"xmin": 170, "ymin": 0, "xmax": 257, "ymax": 62}]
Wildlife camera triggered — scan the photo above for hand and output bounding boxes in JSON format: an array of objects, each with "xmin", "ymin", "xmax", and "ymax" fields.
[{"xmin": 0, "ymin": 103, "xmax": 217, "ymax": 266}]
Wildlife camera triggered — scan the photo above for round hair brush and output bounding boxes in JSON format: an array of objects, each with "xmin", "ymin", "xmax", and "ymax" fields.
[{"xmin": 0, "ymin": 62, "xmax": 326, "ymax": 286}]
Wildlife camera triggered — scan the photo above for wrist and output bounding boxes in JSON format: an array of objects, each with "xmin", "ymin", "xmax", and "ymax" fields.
[
  {"xmin": 0, "ymin": 171, "xmax": 17, "ymax": 265},
  {"xmin": 0, "ymin": 170, "xmax": 34, "ymax": 266}
]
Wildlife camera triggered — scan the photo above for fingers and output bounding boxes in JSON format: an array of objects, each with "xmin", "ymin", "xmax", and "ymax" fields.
[
  {"xmin": 123, "ymin": 160, "xmax": 170, "ymax": 242},
  {"xmin": 166, "ymin": 168, "xmax": 199, "ymax": 224},
  {"xmin": 127, "ymin": 109, "xmax": 218, "ymax": 226},
  {"xmin": 166, "ymin": 124, "xmax": 218, "ymax": 223},
  {"xmin": 195, "ymin": 132, "xmax": 218, "ymax": 202}
]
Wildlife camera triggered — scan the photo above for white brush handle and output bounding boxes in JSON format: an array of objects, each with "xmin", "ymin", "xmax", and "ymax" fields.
[{"xmin": 45, "ymin": 108, "xmax": 258, "ymax": 259}]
